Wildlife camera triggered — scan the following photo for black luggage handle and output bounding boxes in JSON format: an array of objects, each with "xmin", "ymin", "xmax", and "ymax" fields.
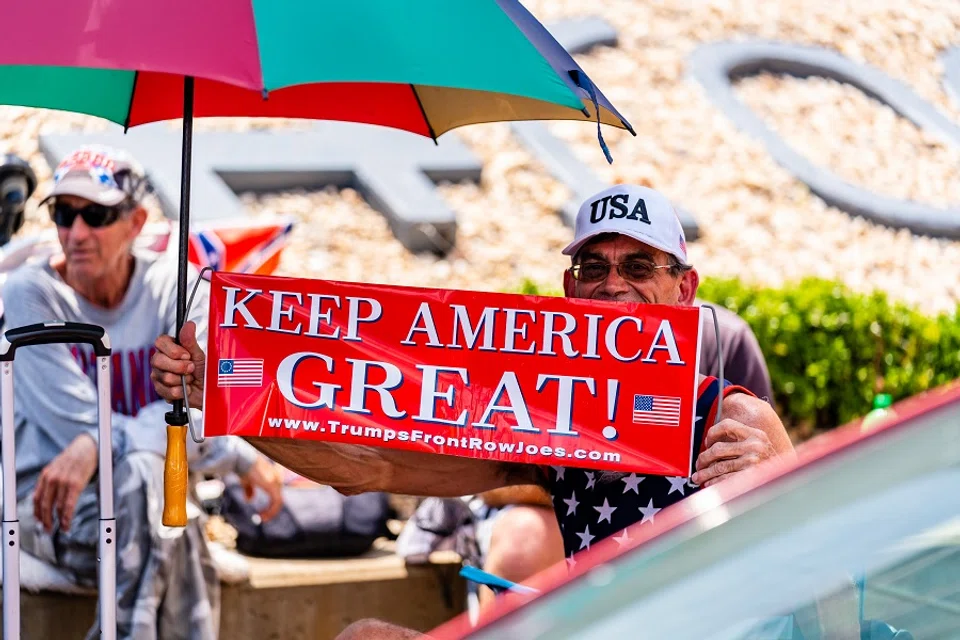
[{"xmin": 0, "ymin": 322, "xmax": 112, "ymax": 361}]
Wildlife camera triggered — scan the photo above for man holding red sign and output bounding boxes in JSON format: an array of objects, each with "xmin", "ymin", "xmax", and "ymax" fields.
[{"xmin": 152, "ymin": 184, "xmax": 793, "ymax": 634}]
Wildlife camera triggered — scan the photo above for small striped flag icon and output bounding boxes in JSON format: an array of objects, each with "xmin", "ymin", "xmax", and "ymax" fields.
[
  {"xmin": 217, "ymin": 358, "xmax": 264, "ymax": 387},
  {"xmin": 632, "ymin": 394, "xmax": 682, "ymax": 426}
]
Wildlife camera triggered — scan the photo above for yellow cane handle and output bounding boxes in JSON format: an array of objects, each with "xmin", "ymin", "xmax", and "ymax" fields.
[{"xmin": 162, "ymin": 424, "xmax": 189, "ymax": 527}]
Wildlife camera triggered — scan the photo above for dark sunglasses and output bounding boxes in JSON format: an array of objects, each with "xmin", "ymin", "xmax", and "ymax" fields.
[
  {"xmin": 49, "ymin": 201, "xmax": 126, "ymax": 229},
  {"xmin": 570, "ymin": 261, "xmax": 673, "ymax": 283}
]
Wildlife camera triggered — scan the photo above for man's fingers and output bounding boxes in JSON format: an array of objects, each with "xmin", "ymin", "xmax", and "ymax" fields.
[
  {"xmin": 154, "ymin": 334, "xmax": 191, "ymax": 360},
  {"xmin": 57, "ymin": 483, "xmax": 81, "ymax": 532},
  {"xmin": 180, "ymin": 322, "xmax": 205, "ymax": 361},
  {"xmin": 262, "ymin": 504, "xmax": 282, "ymax": 523},
  {"xmin": 242, "ymin": 478, "xmax": 255, "ymax": 500},
  {"xmin": 151, "ymin": 351, "xmax": 194, "ymax": 377},
  {"xmin": 156, "ymin": 369, "xmax": 190, "ymax": 389},
  {"xmin": 260, "ymin": 488, "xmax": 283, "ymax": 522},
  {"xmin": 161, "ymin": 382, "xmax": 183, "ymax": 400},
  {"xmin": 150, "ymin": 348, "xmax": 205, "ymax": 401},
  {"xmin": 43, "ymin": 480, "xmax": 64, "ymax": 533},
  {"xmin": 52, "ymin": 480, "xmax": 71, "ymax": 529},
  {"xmin": 34, "ymin": 475, "xmax": 52, "ymax": 530},
  {"xmin": 703, "ymin": 419, "xmax": 763, "ymax": 449},
  {"xmin": 150, "ymin": 371, "xmax": 182, "ymax": 400},
  {"xmin": 691, "ymin": 456, "xmax": 752, "ymax": 486},
  {"xmin": 247, "ymin": 461, "xmax": 284, "ymax": 523},
  {"xmin": 695, "ymin": 441, "xmax": 751, "ymax": 471},
  {"xmin": 152, "ymin": 379, "xmax": 204, "ymax": 406},
  {"xmin": 703, "ymin": 471, "xmax": 739, "ymax": 488}
]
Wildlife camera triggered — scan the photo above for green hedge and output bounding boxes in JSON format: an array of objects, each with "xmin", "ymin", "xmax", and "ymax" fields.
[{"xmin": 514, "ymin": 277, "xmax": 960, "ymax": 429}]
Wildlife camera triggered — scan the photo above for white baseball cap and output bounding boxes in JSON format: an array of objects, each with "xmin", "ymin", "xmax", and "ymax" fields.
[
  {"xmin": 40, "ymin": 145, "xmax": 146, "ymax": 208},
  {"xmin": 562, "ymin": 185, "xmax": 689, "ymax": 265}
]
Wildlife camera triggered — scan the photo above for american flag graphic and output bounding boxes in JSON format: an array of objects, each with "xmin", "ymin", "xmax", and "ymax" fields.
[
  {"xmin": 548, "ymin": 378, "xmax": 723, "ymax": 562},
  {"xmin": 632, "ymin": 394, "xmax": 682, "ymax": 426},
  {"xmin": 678, "ymin": 233, "xmax": 687, "ymax": 257},
  {"xmin": 217, "ymin": 358, "xmax": 264, "ymax": 387}
]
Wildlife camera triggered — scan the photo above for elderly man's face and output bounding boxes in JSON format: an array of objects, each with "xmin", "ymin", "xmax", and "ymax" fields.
[
  {"xmin": 55, "ymin": 194, "xmax": 146, "ymax": 284},
  {"xmin": 563, "ymin": 234, "xmax": 699, "ymax": 305}
]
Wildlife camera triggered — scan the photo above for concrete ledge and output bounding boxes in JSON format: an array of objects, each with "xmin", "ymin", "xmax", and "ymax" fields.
[
  {"xmin": 241, "ymin": 547, "xmax": 462, "ymax": 589},
  {"xmin": 221, "ymin": 551, "xmax": 465, "ymax": 639},
  {"xmin": 7, "ymin": 544, "xmax": 466, "ymax": 639}
]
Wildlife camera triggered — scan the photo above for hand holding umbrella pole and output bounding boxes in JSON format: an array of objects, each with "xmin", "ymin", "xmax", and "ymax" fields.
[{"xmin": 162, "ymin": 77, "xmax": 199, "ymax": 528}]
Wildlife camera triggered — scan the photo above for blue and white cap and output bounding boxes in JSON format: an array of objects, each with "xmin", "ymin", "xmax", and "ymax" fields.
[{"xmin": 562, "ymin": 185, "xmax": 689, "ymax": 265}]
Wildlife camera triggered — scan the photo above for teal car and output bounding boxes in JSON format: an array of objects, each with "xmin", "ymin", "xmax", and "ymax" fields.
[{"xmin": 431, "ymin": 382, "xmax": 960, "ymax": 639}]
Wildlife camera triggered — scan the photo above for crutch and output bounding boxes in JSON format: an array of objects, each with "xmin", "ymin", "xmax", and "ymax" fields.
[{"xmin": 1, "ymin": 322, "xmax": 116, "ymax": 640}]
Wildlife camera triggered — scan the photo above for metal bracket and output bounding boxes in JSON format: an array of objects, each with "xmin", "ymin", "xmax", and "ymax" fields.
[
  {"xmin": 181, "ymin": 266, "xmax": 212, "ymax": 443},
  {"xmin": 700, "ymin": 304, "xmax": 724, "ymax": 425}
]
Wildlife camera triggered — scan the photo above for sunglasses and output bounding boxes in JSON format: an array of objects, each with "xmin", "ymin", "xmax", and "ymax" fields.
[
  {"xmin": 49, "ymin": 201, "xmax": 126, "ymax": 229},
  {"xmin": 570, "ymin": 261, "xmax": 673, "ymax": 283}
]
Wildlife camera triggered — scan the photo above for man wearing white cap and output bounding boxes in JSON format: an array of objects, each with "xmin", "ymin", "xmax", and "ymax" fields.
[
  {"xmin": 3, "ymin": 144, "xmax": 283, "ymax": 639},
  {"xmin": 516, "ymin": 184, "xmax": 791, "ymax": 562},
  {"xmin": 433, "ymin": 184, "xmax": 778, "ymax": 610},
  {"xmin": 566, "ymin": 189, "xmax": 773, "ymax": 398},
  {"xmin": 152, "ymin": 184, "xmax": 794, "ymax": 639}
]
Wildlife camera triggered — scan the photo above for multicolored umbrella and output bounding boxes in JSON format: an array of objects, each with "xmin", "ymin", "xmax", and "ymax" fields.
[
  {"xmin": 0, "ymin": 1, "xmax": 631, "ymax": 140},
  {"xmin": 0, "ymin": 0, "xmax": 633, "ymax": 529}
]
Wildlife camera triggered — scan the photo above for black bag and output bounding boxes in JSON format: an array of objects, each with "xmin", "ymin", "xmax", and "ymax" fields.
[{"xmin": 220, "ymin": 480, "xmax": 393, "ymax": 559}]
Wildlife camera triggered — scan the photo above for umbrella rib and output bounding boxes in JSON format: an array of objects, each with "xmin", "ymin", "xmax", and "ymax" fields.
[
  {"xmin": 410, "ymin": 85, "xmax": 438, "ymax": 145},
  {"xmin": 122, "ymin": 71, "xmax": 139, "ymax": 133}
]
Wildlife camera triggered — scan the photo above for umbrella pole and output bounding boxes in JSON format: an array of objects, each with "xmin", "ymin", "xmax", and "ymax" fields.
[{"xmin": 161, "ymin": 75, "xmax": 195, "ymax": 527}]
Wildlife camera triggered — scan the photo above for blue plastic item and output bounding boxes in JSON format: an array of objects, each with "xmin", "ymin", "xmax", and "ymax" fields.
[{"xmin": 459, "ymin": 566, "xmax": 541, "ymax": 596}]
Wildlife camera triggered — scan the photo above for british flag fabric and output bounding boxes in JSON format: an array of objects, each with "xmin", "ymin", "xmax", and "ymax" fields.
[{"xmin": 547, "ymin": 378, "xmax": 727, "ymax": 563}]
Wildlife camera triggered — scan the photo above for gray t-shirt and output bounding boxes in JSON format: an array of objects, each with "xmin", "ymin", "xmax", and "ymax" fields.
[
  {"xmin": 697, "ymin": 300, "xmax": 773, "ymax": 404},
  {"xmin": 3, "ymin": 250, "xmax": 257, "ymax": 501}
]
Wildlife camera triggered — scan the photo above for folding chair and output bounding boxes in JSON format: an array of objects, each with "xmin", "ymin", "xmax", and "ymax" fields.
[{"xmin": 1, "ymin": 322, "xmax": 116, "ymax": 640}]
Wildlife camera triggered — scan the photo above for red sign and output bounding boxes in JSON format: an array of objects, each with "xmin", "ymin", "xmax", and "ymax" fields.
[{"xmin": 203, "ymin": 273, "xmax": 703, "ymax": 476}]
